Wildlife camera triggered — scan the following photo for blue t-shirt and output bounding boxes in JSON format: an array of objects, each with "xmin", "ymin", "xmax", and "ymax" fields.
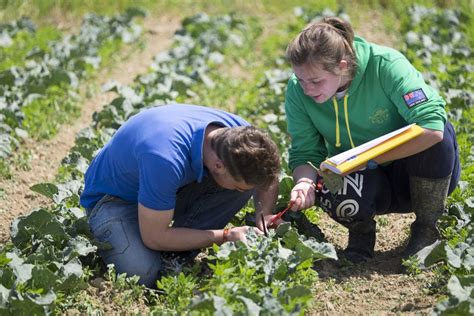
[{"xmin": 80, "ymin": 104, "xmax": 249, "ymax": 210}]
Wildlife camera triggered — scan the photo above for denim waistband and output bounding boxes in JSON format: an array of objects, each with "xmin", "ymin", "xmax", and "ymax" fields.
[{"xmin": 86, "ymin": 194, "xmax": 117, "ymax": 218}]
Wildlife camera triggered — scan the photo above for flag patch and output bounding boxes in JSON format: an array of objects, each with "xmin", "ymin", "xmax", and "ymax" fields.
[{"xmin": 403, "ymin": 88, "xmax": 427, "ymax": 108}]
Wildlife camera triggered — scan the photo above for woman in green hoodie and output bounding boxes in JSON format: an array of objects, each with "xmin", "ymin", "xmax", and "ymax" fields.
[{"xmin": 284, "ymin": 17, "xmax": 460, "ymax": 263}]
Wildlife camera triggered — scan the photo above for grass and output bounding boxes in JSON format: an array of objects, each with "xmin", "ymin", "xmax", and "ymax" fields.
[{"xmin": 0, "ymin": 27, "xmax": 62, "ymax": 71}]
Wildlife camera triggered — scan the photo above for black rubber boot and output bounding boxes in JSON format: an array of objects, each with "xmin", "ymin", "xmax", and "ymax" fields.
[
  {"xmin": 343, "ymin": 218, "xmax": 376, "ymax": 263},
  {"xmin": 402, "ymin": 174, "xmax": 451, "ymax": 258}
]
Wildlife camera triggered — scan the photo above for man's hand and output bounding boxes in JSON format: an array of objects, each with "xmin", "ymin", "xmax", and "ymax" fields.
[
  {"xmin": 225, "ymin": 226, "xmax": 263, "ymax": 243},
  {"xmin": 257, "ymin": 213, "xmax": 286, "ymax": 230}
]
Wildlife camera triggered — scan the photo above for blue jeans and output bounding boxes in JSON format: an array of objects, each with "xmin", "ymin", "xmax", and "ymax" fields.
[{"xmin": 87, "ymin": 176, "xmax": 252, "ymax": 288}]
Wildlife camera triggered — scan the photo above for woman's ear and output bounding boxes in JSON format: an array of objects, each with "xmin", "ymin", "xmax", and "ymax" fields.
[{"xmin": 338, "ymin": 59, "xmax": 348, "ymax": 73}]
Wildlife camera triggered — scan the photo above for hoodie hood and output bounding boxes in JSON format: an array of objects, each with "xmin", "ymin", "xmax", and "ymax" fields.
[{"xmin": 348, "ymin": 36, "xmax": 371, "ymax": 95}]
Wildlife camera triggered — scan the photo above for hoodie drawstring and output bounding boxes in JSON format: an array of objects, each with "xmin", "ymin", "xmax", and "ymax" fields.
[
  {"xmin": 332, "ymin": 95, "xmax": 355, "ymax": 148},
  {"xmin": 332, "ymin": 96, "xmax": 341, "ymax": 147}
]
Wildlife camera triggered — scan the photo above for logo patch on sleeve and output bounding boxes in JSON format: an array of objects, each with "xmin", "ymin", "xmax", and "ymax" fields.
[{"xmin": 403, "ymin": 88, "xmax": 428, "ymax": 108}]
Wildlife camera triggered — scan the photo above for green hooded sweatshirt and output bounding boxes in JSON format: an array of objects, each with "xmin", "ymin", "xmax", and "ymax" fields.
[{"xmin": 285, "ymin": 36, "xmax": 447, "ymax": 171}]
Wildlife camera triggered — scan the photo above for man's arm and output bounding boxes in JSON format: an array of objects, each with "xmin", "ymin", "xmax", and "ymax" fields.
[
  {"xmin": 138, "ymin": 204, "xmax": 250, "ymax": 251},
  {"xmin": 253, "ymin": 179, "xmax": 279, "ymax": 230}
]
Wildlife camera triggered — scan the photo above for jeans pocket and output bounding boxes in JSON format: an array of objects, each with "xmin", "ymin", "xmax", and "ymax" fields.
[
  {"xmin": 88, "ymin": 195, "xmax": 116, "ymax": 220},
  {"xmin": 94, "ymin": 219, "xmax": 130, "ymax": 261}
]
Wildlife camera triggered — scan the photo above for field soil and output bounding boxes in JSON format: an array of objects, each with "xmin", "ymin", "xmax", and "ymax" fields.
[
  {"xmin": 0, "ymin": 15, "xmax": 180, "ymax": 242},
  {"xmin": 0, "ymin": 10, "xmax": 442, "ymax": 315}
]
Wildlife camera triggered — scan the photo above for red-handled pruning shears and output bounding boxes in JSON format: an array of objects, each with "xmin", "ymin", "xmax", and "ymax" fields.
[
  {"xmin": 265, "ymin": 179, "xmax": 324, "ymax": 232},
  {"xmin": 268, "ymin": 201, "xmax": 295, "ymax": 228}
]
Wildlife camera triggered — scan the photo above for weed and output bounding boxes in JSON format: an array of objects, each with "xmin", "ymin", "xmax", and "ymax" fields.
[
  {"xmin": 376, "ymin": 215, "xmax": 390, "ymax": 227},
  {"xmin": 401, "ymin": 256, "xmax": 422, "ymax": 275},
  {"xmin": 15, "ymin": 150, "xmax": 31, "ymax": 171}
]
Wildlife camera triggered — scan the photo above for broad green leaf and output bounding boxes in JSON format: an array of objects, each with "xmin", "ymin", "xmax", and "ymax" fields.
[
  {"xmin": 124, "ymin": 7, "xmax": 147, "ymax": 19},
  {"xmin": 295, "ymin": 242, "xmax": 314, "ymax": 261},
  {"xmin": 212, "ymin": 295, "xmax": 232, "ymax": 316},
  {"xmin": 27, "ymin": 291, "xmax": 56, "ymax": 305},
  {"xmin": 64, "ymin": 236, "xmax": 96, "ymax": 260},
  {"xmin": 189, "ymin": 296, "xmax": 215, "ymax": 313},
  {"xmin": 30, "ymin": 183, "xmax": 58, "ymax": 200},
  {"xmin": 274, "ymin": 222, "xmax": 291, "ymax": 237},
  {"xmin": 278, "ymin": 175, "xmax": 294, "ymax": 205},
  {"xmin": 283, "ymin": 285, "xmax": 311, "ymax": 300},
  {"xmin": 6, "ymin": 252, "xmax": 33, "ymax": 283},
  {"xmin": 418, "ymin": 240, "xmax": 446, "ymax": 267},
  {"xmin": 30, "ymin": 266, "xmax": 58, "ymax": 292},
  {"xmin": 0, "ymin": 284, "xmax": 10, "ymax": 308},
  {"xmin": 447, "ymin": 276, "xmax": 470, "ymax": 302},
  {"xmin": 277, "ymin": 245, "xmax": 292, "ymax": 260},
  {"xmin": 0, "ymin": 267, "xmax": 15, "ymax": 289},
  {"xmin": 463, "ymin": 250, "xmax": 474, "ymax": 270},
  {"xmin": 62, "ymin": 258, "xmax": 83, "ymax": 278},
  {"xmin": 9, "ymin": 296, "xmax": 46, "ymax": 315},
  {"xmin": 457, "ymin": 275, "xmax": 474, "ymax": 288},
  {"xmin": 11, "ymin": 208, "xmax": 67, "ymax": 248},
  {"xmin": 445, "ymin": 246, "xmax": 462, "ymax": 268},
  {"xmin": 237, "ymin": 295, "xmax": 261, "ymax": 316},
  {"xmin": 0, "ymin": 253, "xmax": 11, "ymax": 267},
  {"xmin": 0, "ymin": 69, "xmax": 15, "ymax": 86},
  {"xmin": 303, "ymin": 239, "xmax": 338, "ymax": 260},
  {"xmin": 281, "ymin": 229, "xmax": 300, "ymax": 249},
  {"xmin": 273, "ymin": 261, "xmax": 289, "ymax": 281}
]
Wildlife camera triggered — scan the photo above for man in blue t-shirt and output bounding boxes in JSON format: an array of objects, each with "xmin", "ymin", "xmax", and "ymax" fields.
[{"xmin": 80, "ymin": 103, "xmax": 281, "ymax": 288}]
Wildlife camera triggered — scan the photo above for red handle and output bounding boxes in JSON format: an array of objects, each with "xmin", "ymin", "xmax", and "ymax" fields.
[
  {"xmin": 269, "ymin": 201, "xmax": 295, "ymax": 227},
  {"xmin": 268, "ymin": 179, "xmax": 324, "ymax": 228}
]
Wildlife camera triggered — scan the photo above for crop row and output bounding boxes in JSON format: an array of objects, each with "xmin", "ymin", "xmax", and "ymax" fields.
[
  {"xmin": 1, "ymin": 5, "xmax": 472, "ymax": 314},
  {"xmin": 197, "ymin": 5, "xmax": 474, "ymax": 313},
  {"xmin": 399, "ymin": 6, "xmax": 473, "ymax": 315},
  {"xmin": 0, "ymin": 9, "xmax": 145, "ymax": 178},
  {"xmin": 0, "ymin": 12, "xmax": 337, "ymax": 314}
]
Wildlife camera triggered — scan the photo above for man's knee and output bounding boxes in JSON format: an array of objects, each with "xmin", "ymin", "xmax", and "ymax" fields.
[
  {"xmin": 90, "ymin": 208, "xmax": 164, "ymax": 288},
  {"xmin": 102, "ymin": 248, "xmax": 163, "ymax": 288}
]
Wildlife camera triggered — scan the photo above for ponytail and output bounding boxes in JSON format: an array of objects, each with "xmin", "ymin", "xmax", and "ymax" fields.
[{"xmin": 286, "ymin": 17, "xmax": 357, "ymax": 78}]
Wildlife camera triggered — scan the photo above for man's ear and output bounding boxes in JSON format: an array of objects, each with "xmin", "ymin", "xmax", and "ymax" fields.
[{"xmin": 213, "ymin": 159, "xmax": 226, "ymax": 175}]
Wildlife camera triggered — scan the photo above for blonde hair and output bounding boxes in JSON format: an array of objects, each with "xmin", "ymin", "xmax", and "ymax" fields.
[{"xmin": 286, "ymin": 17, "xmax": 357, "ymax": 79}]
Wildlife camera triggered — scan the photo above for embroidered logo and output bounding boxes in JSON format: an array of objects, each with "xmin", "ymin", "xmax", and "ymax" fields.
[
  {"xmin": 403, "ymin": 88, "xmax": 427, "ymax": 108},
  {"xmin": 369, "ymin": 108, "xmax": 389, "ymax": 124}
]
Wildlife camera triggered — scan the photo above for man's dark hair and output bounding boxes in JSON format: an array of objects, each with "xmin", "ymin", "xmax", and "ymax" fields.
[{"xmin": 210, "ymin": 126, "xmax": 280, "ymax": 189}]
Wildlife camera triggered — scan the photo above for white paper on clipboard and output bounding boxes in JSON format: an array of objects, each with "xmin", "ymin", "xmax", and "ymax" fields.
[{"xmin": 327, "ymin": 124, "xmax": 416, "ymax": 165}]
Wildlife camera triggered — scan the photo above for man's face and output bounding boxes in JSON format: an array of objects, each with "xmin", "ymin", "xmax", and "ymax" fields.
[
  {"xmin": 210, "ymin": 169, "xmax": 254, "ymax": 192},
  {"xmin": 293, "ymin": 62, "xmax": 343, "ymax": 104}
]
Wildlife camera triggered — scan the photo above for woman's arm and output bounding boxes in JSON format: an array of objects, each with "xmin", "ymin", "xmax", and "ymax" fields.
[{"xmin": 374, "ymin": 127, "xmax": 443, "ymax": 164}]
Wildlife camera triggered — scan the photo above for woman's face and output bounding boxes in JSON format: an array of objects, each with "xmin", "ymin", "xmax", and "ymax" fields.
[{"xmin": 293, "ymin": 62, "xmax": 344, "ymax": 104}]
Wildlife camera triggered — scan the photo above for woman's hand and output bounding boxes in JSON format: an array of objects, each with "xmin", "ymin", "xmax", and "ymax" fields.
[{"xmin": 290, "ymin": 179, "xmax": 316, "ymax": 210}]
